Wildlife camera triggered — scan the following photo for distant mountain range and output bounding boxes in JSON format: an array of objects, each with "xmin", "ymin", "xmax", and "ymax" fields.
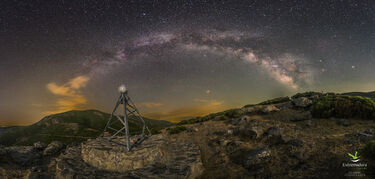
[
  {"xmin": 341, "ymin": 91, "xmax": 375, "ymax": 99},
  {"xmin": 0, "ymin": 110, "xmax": 172, "ymax": 146}
]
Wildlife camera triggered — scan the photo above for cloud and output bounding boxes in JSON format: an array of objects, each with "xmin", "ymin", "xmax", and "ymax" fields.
[
  {"xmin": 145, "ymin": 99, "xmax": 225, "ymax": 122},
  {"xmin": 45, "ymin": 75, "xmax": 89, "ymax": 114},
  {"xmin": 68, "ymin": 76, "xmax": 90, "ymax": 89},
  {"xmin": 141, "ymin": 102, "xmax": 164, "ymax": 108}
]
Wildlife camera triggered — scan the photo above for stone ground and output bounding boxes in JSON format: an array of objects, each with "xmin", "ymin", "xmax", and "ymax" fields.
[
  {"xmin": 55, "ymin": 134, "xmax": 203, "ymax": 178},
  {"xmin": 2, "ymin": 96, "xmax": 375, "ymax": 178}
]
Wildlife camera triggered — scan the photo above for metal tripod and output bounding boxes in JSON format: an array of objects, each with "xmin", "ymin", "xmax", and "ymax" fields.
[{"xmin": 103, "ymin": 89, "xmax": 151, "ymax": 151}]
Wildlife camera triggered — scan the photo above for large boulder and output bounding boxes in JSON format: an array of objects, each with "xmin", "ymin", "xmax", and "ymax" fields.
[
  {"xmin": 292, "ymin": 97, "xmax": 312, "ymax": 108},
  {"xmin": 243, "ymin": 147, "xmax": 271, "ymax": 168},
  {"xmin": 43, "ymin": 141, "xmax": 63, "ymax": 156},
  {"xmin": 239, "ymin": 126, "xmax": 264, "ymax": 139},
  {"xmin": 264, "ymin": 127, "xmax": 288, "ymax": 144},
  {"xmin": 261, "ymin": 105, "xmax": 280, "ymax": 113},
  {"xmin": 33, "ymin": 141, "xmax": 47, "ymax": 150},
  {"xmin": 274, "ymin": 101, "xmax": 294, "ymax": 110}
]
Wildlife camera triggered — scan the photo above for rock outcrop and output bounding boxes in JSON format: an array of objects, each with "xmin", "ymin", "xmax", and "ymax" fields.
[
  {"xmin": 43, "ymin": 141, "xmax": 64, "ymax": 156},
  {"xmin": 56, "ymin": 134, "xmax": 203, "ymax": 179},
  {"xmin": 241, "ymin": 105, "xmax": 280, "ymax": 114},
  {"xmin": 292, "ymin": 97, "xmax": 313, "ymax": 108}
]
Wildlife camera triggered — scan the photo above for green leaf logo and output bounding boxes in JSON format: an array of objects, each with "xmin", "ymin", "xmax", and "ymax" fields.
[{"xmin": 348, "ymin": 151, "xmax": 360, "ymax": 162}]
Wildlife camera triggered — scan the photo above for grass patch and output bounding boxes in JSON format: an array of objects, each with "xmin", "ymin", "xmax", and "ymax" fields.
[
  {"xmin": 166, "ymin": 126, "xmax": 187, "ymax": 134},
  {"xmin": 178, "ymin": 110, "xmax": 237, "ymax": 125},
  {"xmin": 311, "ymin": 94, "xmax": 375, "ymax": 119}
]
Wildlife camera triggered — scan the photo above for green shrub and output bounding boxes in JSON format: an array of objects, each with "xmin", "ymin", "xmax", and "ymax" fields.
[
  {"xmin": 258, "ymin": 96, "xmax": 291, "ymax": 105},
  {"xmin": 166, "ymin": 126, "xmax": 187, "ymax": 134},
  {"xmin": 224, "ymin": 109, "xmax": 241, "ymax": 118},
  {"xmin": 178, "ymin": 117, "xmax": 209, "ymax": 125},
  {"xmin": 177, "ymin": 111, "xmax": 228, "ymax": 125},
  {"xmin": 364, "ymin": 140, "xmax": 375, "ymax": 159},
  {"xmin": 311, "ymin": 94, "xmax": 375, "ymax": 119}
]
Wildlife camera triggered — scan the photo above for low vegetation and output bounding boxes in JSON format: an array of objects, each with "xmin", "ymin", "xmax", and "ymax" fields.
[
  {"xmin": 311, "ymin": 94, "xmax": 375, "ymax": 119},
  {"xmin": 342, "ymin": 91, "xmax": 375, "ymax": 100},
  {"xmin": 166, "ymin": 126, "xmax": 187, "ymax": 134},
  {"xmin": 178, "ymin": 109, "xmax": 240, "ymax": 125}
]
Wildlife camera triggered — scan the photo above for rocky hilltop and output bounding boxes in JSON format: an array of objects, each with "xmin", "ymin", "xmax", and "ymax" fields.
[{"xmin": 2, "ymin": 92, "xmax": 375, "ymax": 178}]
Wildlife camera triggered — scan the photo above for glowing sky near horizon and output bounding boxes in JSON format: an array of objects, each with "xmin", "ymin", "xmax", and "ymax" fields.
[{"xmin": 1, "ymin": 0, "xmax": 375, "ymax": 126}]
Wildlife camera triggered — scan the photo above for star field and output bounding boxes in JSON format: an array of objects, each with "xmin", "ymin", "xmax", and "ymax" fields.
[{"xmin": 1, "ymin": 0, "xmax": 375, "ymax": 126}]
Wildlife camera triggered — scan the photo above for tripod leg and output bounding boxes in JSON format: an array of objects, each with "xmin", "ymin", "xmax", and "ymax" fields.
[
  {"xmin": 103, "ymin": 94, "xmax": 122, "ymax": 136},
  {"xmin": 123, "ymin": 94, "xmax": 131, "ymax": 151},
  {"xmin": 128, "ymin": 98, "xmax": 152, "ymax": 136}
]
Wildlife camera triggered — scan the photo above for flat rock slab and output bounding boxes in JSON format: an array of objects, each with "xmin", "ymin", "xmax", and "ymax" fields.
[{"xmin": 56, "ymin": 134, "xmax": 203, "ymax": 179}]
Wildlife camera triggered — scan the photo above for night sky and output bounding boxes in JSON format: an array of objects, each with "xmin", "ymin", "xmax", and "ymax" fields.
[{"xmin": 1, "ymin": 0, "xmax": 375, "ymax": 126}]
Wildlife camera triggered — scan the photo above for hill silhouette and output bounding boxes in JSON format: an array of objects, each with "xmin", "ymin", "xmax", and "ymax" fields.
[
  {"xmin": 342, "ymin": 91, "xmax": 375, "ymax": 99},
  {"xmin": 0, "ymin": 109, "xmax": 172, "ymax": 146}
]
